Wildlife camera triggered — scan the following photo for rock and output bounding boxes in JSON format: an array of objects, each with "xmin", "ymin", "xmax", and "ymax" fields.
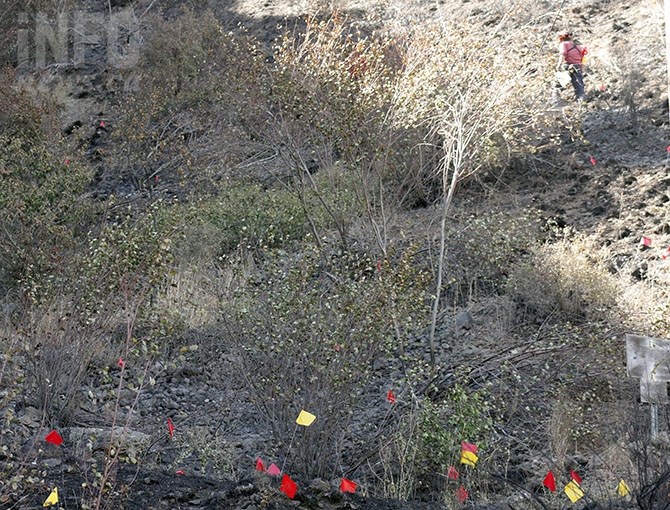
[
  {"xmin": 308, "ymin": 478, "xmax": 331, "ymax": 492},
  {"xmin": 43, "ymin": 458, "xmax": 62, "ymax": 468},
  {"xmin": 66, "ymin": 426, "xmax": 151, "ymax": 453},
  {"xmin": 18, "ymin": 407, "xmax": 41, "ymax": 428},
  {"xmin": 632, "ymin": 263, "xmax": 648, "ymax": 281},
  {"xmin": 455, "ymin": 310, "xmax": 474, "ymax": 331}
]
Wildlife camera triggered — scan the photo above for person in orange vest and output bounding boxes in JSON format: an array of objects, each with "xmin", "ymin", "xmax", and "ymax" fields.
[{"xmin": 556, "ymin": 31, "xmax": 588, "ymax": 101}]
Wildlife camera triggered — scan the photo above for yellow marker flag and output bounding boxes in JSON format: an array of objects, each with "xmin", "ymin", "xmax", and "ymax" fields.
[
  {"xmin": 564, "ymin": 481, "xmax": 584, "ymax": 503},
  {"xmin": 43, "ymin": 487, "xmax": 59, "ymax": 507},
  {"xmin": 296, "ymin": 410, "xmax": 316, "ymax": 426},
  {"xmin": 460, "ymin": 450, "xmax": 478, "ymax": 467},
  {"xmin": 459, "ymin": 441, "xmax": 479, "ymax": 467},
  {"xmin": 617, "ymin": 479, "xmax": 630, "ymax": 497}
]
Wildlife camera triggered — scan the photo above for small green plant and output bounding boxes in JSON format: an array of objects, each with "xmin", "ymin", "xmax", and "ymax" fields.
[
  {"xmin": 172, "ymin": 426, "xmax": 242, "ymax": 481},
  {"xmin": 417, "ymin": 385, "xmax": 493, "ymax": 489},
  {"xmin": 189, "ymin": 183, "xmax": 318, "ymax": 254},
  {"xmin": 374, "ymin": 383, "xmax": 493, "ymax": 501}
]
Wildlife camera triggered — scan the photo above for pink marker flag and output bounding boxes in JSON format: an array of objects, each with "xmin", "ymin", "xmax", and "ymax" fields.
[
  {"xmin": 570, "ymin": 469, "xmax": 582, "ymax": 485},
  {"xmin": 447, "ymin": 466, "xmax": 459, "ymax": 480},
  {"xmin": 255, "ymin": 458, "xmax": 265, "ymax": 472},
  {"xmin": 280, "ymin": 474, "xmax": 298, "ymax": 499},
  {"xmin": 167, "ymin": 418, "xmax": 175, "ymax": 439},
  {"xmin": 175, "ymin": 469, "xmax": 185, "ymax": 475},
  {"xmin": 666, "ymin": 145, "xmax": 670, "ymax": 153},
  {"xmin": 456, "ymin": 485, "xmax": 469, "ymax": 503},
  {"xmin": 45, "ymin": 430, "xmax": 63, "ymax": 446},
  {"xmin": 117, "ymin": 357, "xmax": 125, "ymax": 369},
  {"xmin": 663, "ymin": 247, "xmax": 670, "ymax": 260},
  {"xmin": 267, "ymin": 463, "xmax": 281, "ymax": 476},
  {"xmin": 641, "ymin": 236, "xmax": 652, "ymax": 247},
  {"xmin": 340, "ymin": 478, "xmax": 357, "ymax": 493},
  {"xmin": 543, "ymin": 471, "xmax": 556, "ymax": 492},
  {"xmin": 589, "ymin": 155, "xmax": 597, "ymax": 166}
]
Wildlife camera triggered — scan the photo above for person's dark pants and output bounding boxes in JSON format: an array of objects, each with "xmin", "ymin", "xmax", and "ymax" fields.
[{"xmin": 569, "ymin": 64, "xmax": 586, "ymax": 100}]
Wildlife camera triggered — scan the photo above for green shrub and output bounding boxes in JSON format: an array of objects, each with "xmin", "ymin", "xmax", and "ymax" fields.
[
  {"xmin": 193, "ymin": 185, "xmax": 311, "ymax": 253},
  {"xmin": 225, "ymin": 244, "xmax": 429, "ymax": 479},
  {"xmin": 375, "ymin": 384, "xmax": 493, "ymax": 501},
  {"xmin": 418, "ymin": 385, "xmax": 492, "ymax": 486},
  {"xmin": 182, "ymin": 173, "xmax": 360, "ymax": 256},
  {"xmin": 84, "ymin": 199, "xmax": 177, "ymax": 321},
  {"xmin": 444, "ymin": 209, "xmax": 544, "ymax": 301},
  {"xmin": 0, "ymin": 134, "xmax": 93, "ymax": 300}
]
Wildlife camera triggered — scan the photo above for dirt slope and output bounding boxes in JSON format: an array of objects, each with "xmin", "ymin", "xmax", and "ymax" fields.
[{"xmin": 5, "ymin": 0, "xmax": 670, "ymax": 509}]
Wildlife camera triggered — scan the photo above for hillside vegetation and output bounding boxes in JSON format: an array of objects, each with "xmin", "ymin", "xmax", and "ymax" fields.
[{"xmin": 0, "ymin": 0, "xmax": 669, "ymax": 508}]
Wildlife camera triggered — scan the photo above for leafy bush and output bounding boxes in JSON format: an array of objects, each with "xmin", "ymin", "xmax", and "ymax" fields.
[
  {"xmin": 225, "ymin": 244, "xmax": 428, "ymax": 479},
  {"xmin": 446, "ymin": 209, "xmax": 544, "ymax": 301},
  {"xmin": 190, "ymin": 183, "xmax": 328, "ymax": 254},
  {"xmin": 0, "ymin": 133, "xmax": 93, "ymax": 300},
  {"xmin": 84, "ymin": 199, "xmax": 178, "ymax": 333},
  {"xmin": 0, "ymin": 67, "xmax": 44, "ymax": 137}
]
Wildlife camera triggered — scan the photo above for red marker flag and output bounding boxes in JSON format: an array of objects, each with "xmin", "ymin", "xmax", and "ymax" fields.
[
  {"xmin": 387, "ymin": 390, "xmax": 396, "ymax": 404},
  {"xmin": 447, "ymin": 466, "xmax": 459, "ymax": 480},
  {"xmin": 543, "ymin": 471, "xmax": 556, "ymax": 492},
  {"xmin": 167, "ymin": 418, "xmax": 175, "ymax": 439},
  {"xmin": 663, "ymin": 247, "xmax": 670, "ymax": 260},
  {"xmin": 45, "ymin": 430, "xmax": 63, "ymax": 446},
  {"xmin": 340, "ymin": 478, "xmax": 357, "ymax": 493},
  {"xmin": 589, "ymin": 155, "xmax": 597, "ymax": 166},
  {"xmin": 255, "ymin": 458, "xmax": 265, "ymax": 472},
  {"xmin": 117, "ymin": 357, "xmax": 125, "ymax": 369},
  {"xmin": 456, "ymin": 485, "xmax": 469, "ymax": 503},
  {"xmin": 666, "ymin": 145, "xmax": 670, "ymax": 153},
  {"xmin": 280, "ymin": 474, "xmax": 298, "ymax": 499},
  {"xmin": 267, "ymin": 463, "xmax": 281, "ymax": 476},
  {"xmin": 570, "ymin": 469, "xmax": 582, "ymax": 485},
  {"xmin": 175, "ymin": 469, "xmax": 185, "ymax": 475}
]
